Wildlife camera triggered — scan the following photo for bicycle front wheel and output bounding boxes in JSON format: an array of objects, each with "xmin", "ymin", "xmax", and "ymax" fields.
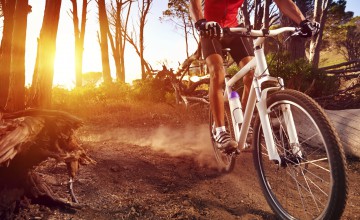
[{"xmin": 253, "ymin": 89, "xmax": 348, "ymax": 220}]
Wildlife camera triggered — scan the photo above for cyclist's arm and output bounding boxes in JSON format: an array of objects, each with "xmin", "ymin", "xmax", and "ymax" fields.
[
  {"xmin": 273, "ymin": 0, "xmax": 306, "ymax": 25},
  {"xmin": 189, "ymin": 0, "xmax": 204, "ymax": 22}
]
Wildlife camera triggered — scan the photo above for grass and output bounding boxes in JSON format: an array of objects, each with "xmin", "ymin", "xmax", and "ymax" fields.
[
  {"xmin": 51, "ymin": 83, "xmax": 209, "ymax": 128},
  {"xmin": 319, "ymin": 48, "xmax": 346, "ymax": 68}
]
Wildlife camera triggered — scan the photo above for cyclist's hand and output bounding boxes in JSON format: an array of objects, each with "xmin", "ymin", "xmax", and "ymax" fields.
[
  {"xmin": 195, "ymin": 19, "xmax": 222, "ymax": 38},
  {"xmin": 299, "ymin": 19, "xmax": 320, "ymax": 38}
]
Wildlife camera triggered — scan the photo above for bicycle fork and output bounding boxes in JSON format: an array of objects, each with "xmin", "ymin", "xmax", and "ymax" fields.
[{"xmin": 254, "ymin": 77, "xmax": 303, "ymax": 164}]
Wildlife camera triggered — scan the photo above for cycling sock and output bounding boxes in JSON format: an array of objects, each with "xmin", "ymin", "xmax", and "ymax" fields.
[{"xmin": 215, "ymin": 126, "xmax": 226, "ymax": 137}]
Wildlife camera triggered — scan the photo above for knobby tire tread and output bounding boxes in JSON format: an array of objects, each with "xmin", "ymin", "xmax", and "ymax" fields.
[{"xmin": 253, "ymin": 89, "xmax": 348, "ymax": 220}]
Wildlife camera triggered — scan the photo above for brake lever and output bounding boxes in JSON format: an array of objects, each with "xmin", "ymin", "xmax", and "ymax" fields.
[{"xmin": 284, "ymin": 28, "xmax": 302, "ymax": 43}]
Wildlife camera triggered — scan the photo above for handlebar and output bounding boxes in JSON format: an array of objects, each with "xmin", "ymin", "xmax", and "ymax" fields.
[
  {"xmin": 221, "ymin": 26, "xmax": 302, "ymax": 47},
  {"xmin": 222, "ymin": 26, "xmax": 299, "ymax": 38}
]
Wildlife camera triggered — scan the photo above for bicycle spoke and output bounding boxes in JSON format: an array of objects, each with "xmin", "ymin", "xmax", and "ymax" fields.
[
  {"xmin": 254, "ymin": 91, "xmax": 347, "ymax": 219},
  {"xmin": 286, "ymin": 168, "xmax": 325, "ymax": 215},
  {"xmin": 299, "ymin": 158, "xmax": 330, "ymax": 172},
  {"xmin": 299, "ymin": 133, "xmax": 319, "ymax": 146},
  {"xmin": 288, "ymin": 168, "xmax": 311, "ymax": 218}
]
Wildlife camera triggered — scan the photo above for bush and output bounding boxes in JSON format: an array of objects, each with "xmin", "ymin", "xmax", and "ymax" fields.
[
  {"xmin": 52, "ymin": 82, "xmax": 132, "ymax": 115},
  {"xmin": 131, "ymin": 78, "xmax": 168, "ymax": 102},
  {"xmin": 267, "ymin": 52, "xmax": 338, "ymax": 97}
]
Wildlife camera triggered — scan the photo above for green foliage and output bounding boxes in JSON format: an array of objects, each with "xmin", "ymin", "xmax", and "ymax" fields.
[
  {"xmin": 131, "ymin": 78, "xmax": 168, "ymax": 102},
  {"xmin": 268, "ymin": 52, "xmax": 338, "ymax": 97},
  {"xmin": 323, "ymin": 1, "xmax": 359, "ymax": 61},
  {"xmin": 52, "ymin": 82, "xmax": 131, "ymax": 115},
  {"xmin": 51, "ymin": 77, "xmax": 172, "ymax": 117},
  {"xmin": 226, "ymin": 63, "xmax": 244, "ymax": 92},
  {"xmin": 333, "ymin": 17, "xmax": 360, "ymax": 61},
  {"xmin": 161, "ymin": 0, "xmax": 192, "ymax": 30},
  {"xmin": 226, "ymin": 63, "xmax": 240, "ymax": 76}
]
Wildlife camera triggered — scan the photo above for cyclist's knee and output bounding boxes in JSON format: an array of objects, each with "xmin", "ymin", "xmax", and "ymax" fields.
[
  {"xmin": 206, "ymin": 55, "xmax": 225, "ymax": 84},
  {"xmin": 209, "ymin": 64, "xmax": 224, "ymax": 82}
]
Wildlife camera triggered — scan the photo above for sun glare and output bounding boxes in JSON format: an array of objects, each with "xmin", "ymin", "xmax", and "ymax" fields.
[
  {"xmin": 24, "ymin": 0, "xmax": 189, "ymax": 89},
  {"xmin": 53, "ymin": 49, "xmax": 75, "ymax": 90}
]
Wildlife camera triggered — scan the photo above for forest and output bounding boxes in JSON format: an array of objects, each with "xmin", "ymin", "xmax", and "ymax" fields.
[{"xmin": 0, "ymin": 0, "xmax": 359, "ymax": 219}]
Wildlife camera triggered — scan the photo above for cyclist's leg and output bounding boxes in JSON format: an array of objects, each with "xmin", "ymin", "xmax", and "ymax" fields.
[
  {"xmin": 201, "ymin": 37, "xmax": 225, "ymax": 128},
  {"xmin": 206, "ymin": 54, "xmax": 225, "ymax": 128},
  {"xmin": 239, "ymin": 56, "xmax": 254, "ymax": 109},
  {"xmin": 225, "ymin": 36, "xmax": 255, "ymax": 109},
  {"xmin": 201, "ymin": 37, "xmax": 237, "ymax": 151}
]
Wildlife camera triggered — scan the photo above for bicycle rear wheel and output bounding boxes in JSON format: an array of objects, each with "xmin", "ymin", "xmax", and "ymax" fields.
[
  {"xmin": 209, "ymin": 104, "xmax": 237, "ymax": 173},
  {"xmin": 253, "ymin": 89, "xmax": 348, "ymax": 220}
]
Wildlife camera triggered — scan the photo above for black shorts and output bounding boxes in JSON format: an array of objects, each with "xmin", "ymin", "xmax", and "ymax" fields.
[{"xmin": 201, "ymin": 35, "xmax": 254, "ymax": 63}]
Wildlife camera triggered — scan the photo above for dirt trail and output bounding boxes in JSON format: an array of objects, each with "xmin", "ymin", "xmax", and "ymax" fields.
[{"xmin": 12, "ymin": 107, "xmax": 360, "ymax": 219}]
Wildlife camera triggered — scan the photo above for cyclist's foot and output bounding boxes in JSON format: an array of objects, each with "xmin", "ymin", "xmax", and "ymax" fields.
[{"xmin": 215, "ymin": 131, "xmax": 238, "ymax": 153}]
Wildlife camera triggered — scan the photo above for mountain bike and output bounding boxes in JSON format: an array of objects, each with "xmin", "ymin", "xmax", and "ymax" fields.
[{"xmin": 208, "ymin": 26, "xmax": 348, "ymax": 219}]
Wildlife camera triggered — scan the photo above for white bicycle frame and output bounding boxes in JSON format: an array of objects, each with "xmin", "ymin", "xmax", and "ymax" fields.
[{"xmin": 223, "ymin": 27, "xmax": 301, "ymax": 163}]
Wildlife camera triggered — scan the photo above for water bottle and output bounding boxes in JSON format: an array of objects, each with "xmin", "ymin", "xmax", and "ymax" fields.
[{"xmin": 229, "ymin": 91, "xmax": 243, "ymax": 124}]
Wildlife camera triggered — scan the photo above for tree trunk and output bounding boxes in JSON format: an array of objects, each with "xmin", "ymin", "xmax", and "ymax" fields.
[
  {"xmin": 5, "ymin": 0, "xmax": 31, "ymax": 112},
  {"xmin": 71, "ymin": 0, "xmax": 89, "ymax": 87},
  {"xmin": 98, "ymin": 0, "xmax": 112, "ymax": 84},
  {"xmin": 309, "ymin": 0, "xmax": 331, "ymax": 68},
  {"xmin": 240, "ymin": 0, "xmax": 250, "ymax": 27},
  {"xmin": 253, "ymin": 0, "xmax": 263, "ymax": 29},
  {"xmin": 115, "ymin": 1, "xmax": 123, "ymax": 82},
  {"xmin": 0, "ymin": 0, "xmax": 16, "ymax": 109},
  {"xmin": 281, "ymin": 0, "xmax": 308, "ymax": 61},
  {"xmin": 29, "ymin": 0, "xmax": 62, "ymax": 108},
  {"xmin": 263, "ymin": 0, "xmax": 270, "ymax": 28},
  {"xmin": 139, "ymin": 0, "xmax": 152, "ymax": 80},
  {"xmin": 108, "ymin": 0, "xmax": 131, "ymax": 83},
  {"xmin": 120, "ymin": 0, "xmax": 132, "ymax": 82}
]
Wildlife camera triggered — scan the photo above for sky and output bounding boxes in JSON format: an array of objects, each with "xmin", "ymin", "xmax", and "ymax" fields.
[
  {"xmin": 25, "ymin": 0, "xmax": 194, "ymax": 88},
  {"xmin": 20, "ymin": 0, "xmax": 360, "ymax": 88}
]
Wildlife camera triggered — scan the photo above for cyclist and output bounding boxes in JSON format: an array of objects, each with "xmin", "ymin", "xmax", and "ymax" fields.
[{"xmin": 189, "ymin": 0, "xmax": 320, "ymax": 152}]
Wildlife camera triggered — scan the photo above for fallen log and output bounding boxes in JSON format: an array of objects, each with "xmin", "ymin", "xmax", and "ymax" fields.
[{"xmin": 0, "ymin": 109, "xmax": 94, "ymax": 218}]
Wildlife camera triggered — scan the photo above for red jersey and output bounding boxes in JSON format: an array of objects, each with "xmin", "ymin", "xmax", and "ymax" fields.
[{"xmin": 204, "ymin": 0, "xmax": 244, "ymax": 27}]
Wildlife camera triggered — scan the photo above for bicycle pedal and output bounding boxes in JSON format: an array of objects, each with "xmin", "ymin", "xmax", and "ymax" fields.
[{"xmin": 222, "ymin": 147, "xmax": 239, "ymax": 155}]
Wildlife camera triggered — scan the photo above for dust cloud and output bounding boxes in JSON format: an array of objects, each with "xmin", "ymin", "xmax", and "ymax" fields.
[
  {"xmin": 147, "ymin": 124, "xmax": 217, "ymax": 167},
  {"xmin": 83, "ymin": 124, "xmax": 218, "ymax": 168}
]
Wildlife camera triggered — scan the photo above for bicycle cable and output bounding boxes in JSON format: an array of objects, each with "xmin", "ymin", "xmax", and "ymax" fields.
[{"xmin": 258, "ymin": 36, "xmax": 281, "ymax": 78}]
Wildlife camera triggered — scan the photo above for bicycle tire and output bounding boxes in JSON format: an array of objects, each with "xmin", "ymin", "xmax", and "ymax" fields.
[
  {"xmin": 252, "ymin": 89, "xmax": 348, "ymax": 220},
  {"xmin": 209, "ymin": 103, "xmax": 237, "ymax": 173}
]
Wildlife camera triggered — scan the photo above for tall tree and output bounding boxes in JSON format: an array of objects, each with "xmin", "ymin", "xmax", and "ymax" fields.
[
  {"xmin": 5, "ymin": 0, "xmax": 31, "ymax": 111},
  {"xmin": 97, "ymin": 0, "xmax": 112, "ymax": 84},
  {"xmin": 70, "ymin": 0, "xmax": 91, "ymax": 87},
  {"xmin": 240, "ymin": 1, "xmax": 279, "ymax": 29},
  {"xmin": 240, "ymin": 0, "xmax": 251, "ymax": 27},
  {"xmin": 138, "ymin": 0, "xmax": 152, "ymax": 79},
  {"xmin": 162, "ymin": 0, "xmax": 198, "ymax": 59},
  {"xmin": 123, "ymin": 29, "xmax": 152, "ymax": 74},
  {"xmin": 309, "ymin": 0, "xmax": 332, "ymax": 68},
  {"xmin": 334, "ymin": 17, "xmax": 360, "ymax": 61},
  {"xmin": 0, "ymin": 0, "xmax": 16, "ymax": 109},
  {"xmin": 324, "ymin": 0, "xmax": 355, "ymax": 61},
  {"xmin": 29, "ymin": 0, "xmax": 62, "ymax": 108},
  {"xmin": 108, "ymin": 0, "xmax": 132, "ymax": 83}
]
